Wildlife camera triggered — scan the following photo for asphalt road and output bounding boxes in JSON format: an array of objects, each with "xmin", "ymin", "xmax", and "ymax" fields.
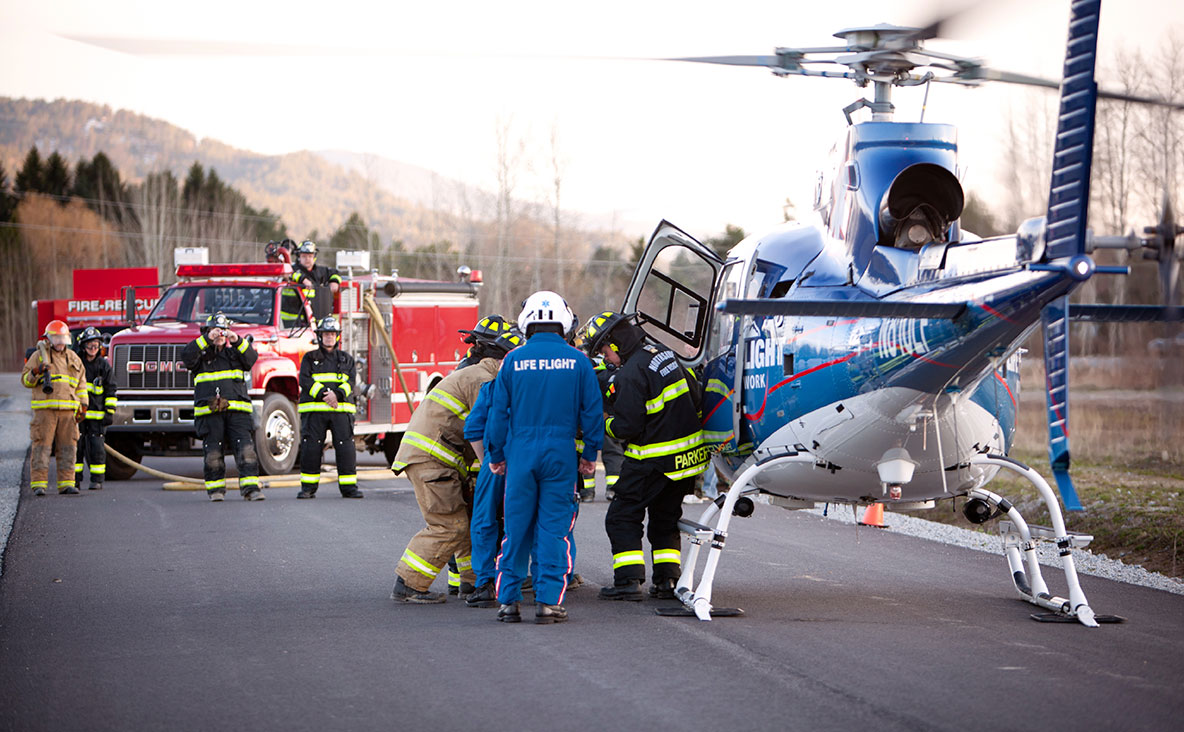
[{"xmin": 2, "ymin": 418, "xmax": 1184, "ymax": 730}]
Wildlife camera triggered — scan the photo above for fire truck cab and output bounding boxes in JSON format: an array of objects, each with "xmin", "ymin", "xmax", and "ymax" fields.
[{"xmin": 105, "ymin": 255, "xmax": 480, "ymax": 480}]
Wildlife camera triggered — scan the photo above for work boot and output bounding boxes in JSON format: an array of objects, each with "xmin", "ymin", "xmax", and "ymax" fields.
[
  {"xmin": 466, "ymin": 581, "xmax": 498, "ymax": 608},
  {"xmin": 33, "ymin": 487, "xmax": 46, "ymax": 497},
  {"xmin": 535, "ymin": 603, "xmax": 568, "ymax": 624},
  {"xmin": 606, "ymin": 489, "xmax": 615, "ymax": 501},
  {"xmin": 243, "ymin": 489, "xmax": 266, "ymax": 501},
  {"xmin": 598, "ymin": 579, "xmax": 644, "ymax": 601},
  {"xmin": 88, "ymin": 483, "xmax": 102, "ymax": 491},
  {"xmin": 60, "ymin": 486, "xmax": 80, "ymax": 495},
  {"xmin": 390, "ymin": 576, "xmax": 446, "ymax": 604},
  {"xmin": 458, "ymin": 581, "xmax": 476, "ymax": 599},
  {"xmin": 497, "ymin": 602, "xmax": 521, "ymax": 623},
  {"xmin": 566, "ymin": 573, "xmax": 585, "ymax": 590},
  {"xmin": 297, "ymin": 489, "xmax": 316, "ymax": 499},
  {"xmin": 649, "ymin": 578, "xmax": 677, "ymax": 600},
  {"xmin": 521, "ymin": 575, "xmax": 533, "ymax": 595},
  {"xmin": 208, "ymin": 491, "xmax": 225, "ymax": 502},
  {"xmin": 340, "ymin": 489, "xmax": 364, "ymax": 499},
  {"xmin": 578, "ymin": 487, "xmax": 594, "ymax": 502}
]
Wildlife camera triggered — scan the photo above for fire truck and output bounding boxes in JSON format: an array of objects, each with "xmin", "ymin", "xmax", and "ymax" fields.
[{"xmin": 104, "ymin": 254, "xmax": 481, "ymax": 481}]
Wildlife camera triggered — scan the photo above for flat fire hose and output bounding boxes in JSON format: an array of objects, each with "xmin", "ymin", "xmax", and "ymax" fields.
[{"xmin": 105, "ymin": 443, "xmax": 394, "ymax": 491}]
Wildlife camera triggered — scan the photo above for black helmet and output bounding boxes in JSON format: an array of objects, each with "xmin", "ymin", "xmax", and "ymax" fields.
[
  {"xmin": 204, "ymin": 312, "xmax": 232, "ymax": 333},
  {"xmin": 488, "ymin": 328, "xmax": 524, "ymax": 358},
  {"xmin": 582, "ymin": 311, "xmax": 629, "ymax": 355},
  {"xmin": 78, "ymin": 326, "xmax": 103, "ymax": 345},
  {"xmin": 297, "ymin": 240, "xmax": 318, "ymax": 256},
  {"xmin": 458, "ymin": 314, "xmax": 509, "ymax": 346},
  {"xmin": 316, "ymin": 315, "xmax": 342, "ymax": 334}
]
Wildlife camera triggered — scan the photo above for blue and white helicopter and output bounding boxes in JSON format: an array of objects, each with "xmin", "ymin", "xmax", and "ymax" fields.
[{"xmin": 620, "ymin": 0, "xmax": 1183, "ymax": 625}]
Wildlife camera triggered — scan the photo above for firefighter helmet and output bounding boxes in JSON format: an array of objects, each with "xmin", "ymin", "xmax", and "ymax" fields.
[
  {"xmin": 316, "ymin": 316, "xmax": 342, "ymax": 334},
  {"xmin": 489, "ymin": 328, "xmax": 524, "ymax": 357},
  {"xmin": 582, "ymin": 311, "xmax": 630, "ymax": 355},
  {"xmin": 458, "ymin": 314, "xmax": 508, "ymax": 346},
  {"xmin": 78, "ymin": 326, "xmax": 103, "ymax": 345},
  {"xmin": 204, "ymin": 312, "xmax": 232, "ymax": 333},
  {"xmin": 44, "ymin": 320, "xmax": 71, "ymax": 347},
  {"xmin": 297, "ymin": 240, "xmax": 318, "ymax": 256},
  {"xmin": 518, "ymin": 291, "xmax": 574, "ymax": 334}
]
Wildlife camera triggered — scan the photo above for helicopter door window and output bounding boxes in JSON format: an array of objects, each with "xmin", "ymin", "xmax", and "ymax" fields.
[
  {"xmin": 635, "ymin": 246, "xmax": 717, "ymax": 359},
  {"xmin": 845, "ymin": 161, "xmax": 860, "ymax": 190}
]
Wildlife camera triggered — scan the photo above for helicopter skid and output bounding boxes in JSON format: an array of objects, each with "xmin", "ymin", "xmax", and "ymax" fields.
[
  {"xmin": 672, "ymin": 452, "xmax": 818, "ymax": 621},
  {"xmin": 966, "ymin": 454, "xmax": 1111, "ymax": 627}
]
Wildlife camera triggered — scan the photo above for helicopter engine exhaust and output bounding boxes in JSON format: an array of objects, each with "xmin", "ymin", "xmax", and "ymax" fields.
[{"xmin": 878, "ymin": 163, "xmax": 965, "ymax": 249}]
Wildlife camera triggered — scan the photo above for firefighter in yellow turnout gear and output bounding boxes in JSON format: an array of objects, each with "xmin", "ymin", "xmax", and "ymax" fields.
[
  {"xmin": 389, "ymin": 319, "xmax": 509, "ymax": 603},
  {"xmin": 21, "ymin": 320, "xmax": 87, "ymax": 495}
]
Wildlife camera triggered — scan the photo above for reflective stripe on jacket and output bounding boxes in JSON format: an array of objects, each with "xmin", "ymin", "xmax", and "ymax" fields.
[
  {"xmin": 298, "ymin": 346, "xmax": 356, "ymax": 414},
  {"xmin": 21, "ymin": 346, "xmax": 85, "ymax": 410},
  {"xmin": 391, "ymin": 357, "xmax": 499, "ymax": 474}
]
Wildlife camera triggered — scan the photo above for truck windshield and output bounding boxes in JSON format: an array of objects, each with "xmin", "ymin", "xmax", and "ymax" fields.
[{"xmin": 146, "ymin": 285, "xmax": 275, "ymax": 326}]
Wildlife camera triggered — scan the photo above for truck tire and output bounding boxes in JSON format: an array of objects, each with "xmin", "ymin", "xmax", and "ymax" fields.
[
  {"xmin": 256, "ymin": 392, "xmax": 299, "ymax": 476},
  {"xmin": 104, "ymin": 435, "xmax": 140, "ymax": 482}
]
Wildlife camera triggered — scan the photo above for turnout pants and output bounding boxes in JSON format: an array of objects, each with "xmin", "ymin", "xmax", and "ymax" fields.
[
  {"xmin": 496, "ymin": 439, "xmax": 578, "ymax": 607},
  {"xmin": 75, "ymin": 420, "xmax": 106, "ymax": 488},
  {"xmin": 604, "ymin": 459, "xmax": 689, "ymax": 585},
  {"xmin": 195, "ymin": 411, "xmax": 260, "ymax": 496},
  {"xmin": 396, "ymin": 461, "xmax": 476, "ymax": 592},
  {"xmin": 299, "ymin": 412, "xmax": 357, "ymax": 495},
  {"xmin": 30, "ymin": 409, "xmax": 79, "ymax": 493}
]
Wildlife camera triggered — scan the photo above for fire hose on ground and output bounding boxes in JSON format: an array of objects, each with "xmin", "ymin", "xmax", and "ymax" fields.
[{"xmin": 104, "ymin": 441, "xmax": 395, "ymax": 491}]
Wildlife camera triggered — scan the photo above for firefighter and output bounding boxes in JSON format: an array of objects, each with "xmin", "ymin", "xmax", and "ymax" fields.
[
  {"xmin": 181, "ymin": 312, "xmax": 264, "ymax": 502},
  {"xmin": 389, "ymin": 319, "xmax": 508, "ymax": 604},
  {"xmin": 484, "ymin": 291, "xmax": 603, "ymax": 624},
  {"xmin": 74, "ymin": 327, "xmax": 117, "ymax": 491},
  {"xmin": 455, "ymin": 314, "xmax": 511, "ymax": 370},
  {"xmin": 292, "ymin": 240, "xmax": 341, "ymax": 320},
  {"xmin": 580, "ymin": 354, "xmax": 625, "ymax": 502},
  {"xmin": 460, "ymin": 329, "xmax": 525, "ymax": 608},
  {"xmin": 582, "ymin": 311, "xmax": 708, "ymax": 601},
  {"xmin": 297, "ymin": 316, "xmax": 363, "ymax": 499},
  {"xmin": 21, "ymin": 320, "xmax": 87, "ymax": 495}
]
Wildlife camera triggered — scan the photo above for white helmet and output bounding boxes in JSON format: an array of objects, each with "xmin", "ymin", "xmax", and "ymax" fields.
[{"xmin": 518, "ymin": 290, "xmax": 574, "ymax": 334}]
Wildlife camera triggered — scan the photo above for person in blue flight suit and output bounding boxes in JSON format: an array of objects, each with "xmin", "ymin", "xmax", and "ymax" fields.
[{"xmin": 485, "ymin": 291, "xmax": 603, "ymax": 624}]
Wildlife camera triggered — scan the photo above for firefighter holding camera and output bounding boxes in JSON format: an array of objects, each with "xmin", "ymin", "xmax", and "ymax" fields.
[
  {"xmin": 181, "ymin": 312, "xmax": 264, "ymax": 502},
  {"xmin": 297, "ymin": 316, "xmax": 362, "ymax": 499},
  {"xmin": 74, "ymin": 327, "xmax": 117, "ymax": 491},
  {"xmin": 21, "ymin": 320, "xmax": 87, "ymax": 495}
]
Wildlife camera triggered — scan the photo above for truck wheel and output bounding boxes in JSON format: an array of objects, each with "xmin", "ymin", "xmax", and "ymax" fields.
[
  {"xmin": 104, "ymin": 436, "xmax": 140, "ymax": 481},
  {"xmin": 382, "ymin": 432, "xmax": 402, "ymax": 467},
  {"xmin": 257, "ymin": 393, "xmax": 299, "ymax": 475}
]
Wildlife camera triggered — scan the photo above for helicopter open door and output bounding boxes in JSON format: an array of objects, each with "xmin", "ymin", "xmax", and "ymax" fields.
[{"xmin": 622, "ymin": 221, "xmax": 726, "ymax": 369}]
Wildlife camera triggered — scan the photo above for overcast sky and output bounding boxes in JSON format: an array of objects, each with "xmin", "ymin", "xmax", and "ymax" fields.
[{"xmin": 2, "ymin": 0, "xmax": 1183, "ymax": 238}]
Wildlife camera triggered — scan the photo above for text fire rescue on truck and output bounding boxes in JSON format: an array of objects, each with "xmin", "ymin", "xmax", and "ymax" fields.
[{"xmin": 85, "ymin": 248, "xmax": 480, "ymax": 480}]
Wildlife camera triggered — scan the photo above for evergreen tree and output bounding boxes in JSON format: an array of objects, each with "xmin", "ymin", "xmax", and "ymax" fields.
[
  {"xmin": 14, "ymin": 146, "xmax": 45, "ymax": 194},
  {"xmin": 0, "ymin": 163, "xmax": 16, "ymax": 222},
  {"xmin": 704, "ymin": 224, "xmax": 746, "ymax": 259},
  {"xmin": 43, "ymin": 152, "xmax": 71, "ymax": 202}
]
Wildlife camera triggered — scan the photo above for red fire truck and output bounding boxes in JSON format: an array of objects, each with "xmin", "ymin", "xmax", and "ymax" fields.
[
  {"xmin": 34, "ymin": 267, "xmax": 160, "ymax": 340},
  {"xmin": 104, "ymin": 261, "xmax": 481, "ymax": 480}
]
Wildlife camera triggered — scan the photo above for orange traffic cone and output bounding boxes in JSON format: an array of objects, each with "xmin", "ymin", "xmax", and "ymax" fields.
[{"xmin": 858, "ymin": 503, "xmax": 887, "ymax": 528}]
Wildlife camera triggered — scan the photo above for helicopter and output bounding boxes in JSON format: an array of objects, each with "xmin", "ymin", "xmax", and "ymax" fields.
[{"xmin": 618, "ymin": 0, "xmax": 1184, "ymax": 626}]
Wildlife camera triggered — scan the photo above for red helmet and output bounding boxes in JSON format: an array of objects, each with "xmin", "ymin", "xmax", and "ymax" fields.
[{"xmin": 44, "ymin": 320, "xmax": 71, "ymax": 346}]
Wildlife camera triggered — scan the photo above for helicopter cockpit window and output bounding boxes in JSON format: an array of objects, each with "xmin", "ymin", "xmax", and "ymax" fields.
[{"xmin": 635, "ymin": 246, "xmax": 716, "ymax": 358}]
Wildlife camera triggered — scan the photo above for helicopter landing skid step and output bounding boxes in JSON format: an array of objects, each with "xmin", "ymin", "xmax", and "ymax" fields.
[
  {"xmin": 655, "ymin": 606, "xmax": 744, "ymax": 618},
  {"xmin": 1031, "ymin": 612, "xmax": 1125, "ymax": 624}
]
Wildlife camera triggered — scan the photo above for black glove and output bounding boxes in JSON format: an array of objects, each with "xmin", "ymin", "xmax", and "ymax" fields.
[{"xmin": 102, "ymin": 413, "xmax": 113, "ymax": 427}]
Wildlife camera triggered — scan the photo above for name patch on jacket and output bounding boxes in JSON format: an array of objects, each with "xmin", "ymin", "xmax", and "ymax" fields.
[{"xmin": 514, "ymin": 358, "xmax": 577, "ymax": 371}]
